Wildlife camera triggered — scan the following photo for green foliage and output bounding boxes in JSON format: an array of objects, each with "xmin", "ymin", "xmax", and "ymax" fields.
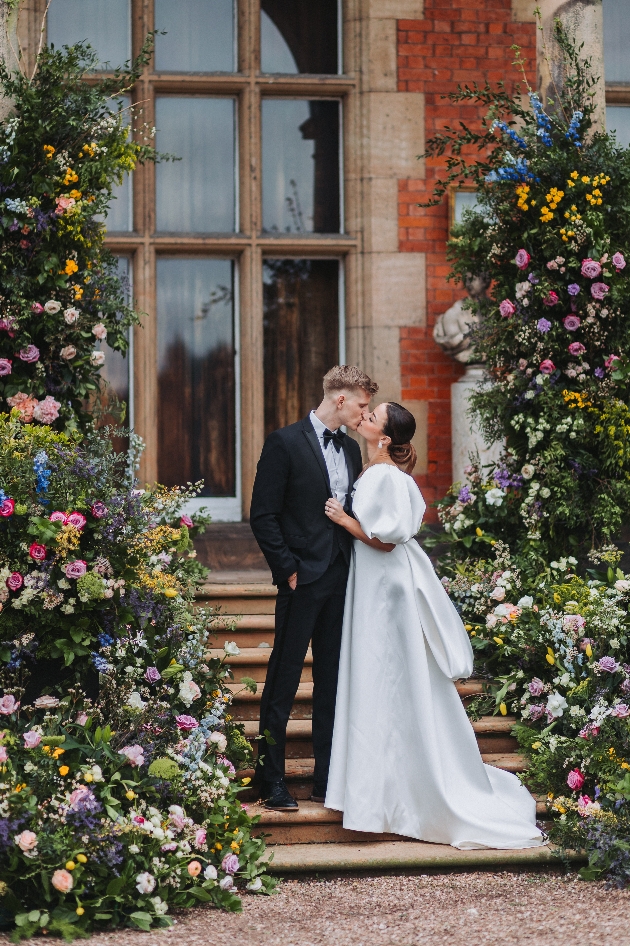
[{"xmin": 0, "ymin": 38, "xmax": 161, "ymax": 429}]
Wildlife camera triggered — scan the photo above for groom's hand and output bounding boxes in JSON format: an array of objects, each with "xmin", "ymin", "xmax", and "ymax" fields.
[{"xmin": 288, "ymin": 572, "xmax": 298, "ymax": 590}]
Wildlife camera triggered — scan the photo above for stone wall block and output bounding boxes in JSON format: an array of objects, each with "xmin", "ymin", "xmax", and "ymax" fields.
[
  {"xmin": 370, "ymin": 252, "xmax": 426, "ymax": 328},
  {"xmin": 364, "ymin": 177, "xmax": 399, "ymax": 253},
  {"xmin": 367, "ymin": 92, "xmax": 425, "ymax": 179}
]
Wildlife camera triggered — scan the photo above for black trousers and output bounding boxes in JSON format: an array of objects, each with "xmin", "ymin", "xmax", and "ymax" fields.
[{"xmin": 256, "ymin": 553, "xmax": 349, "ymax": 791}]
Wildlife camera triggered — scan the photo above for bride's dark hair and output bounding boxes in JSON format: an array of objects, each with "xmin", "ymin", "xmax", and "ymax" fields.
[{"xmin": 383, "ymin": 402, "xmax": 417, "ymax": 474}]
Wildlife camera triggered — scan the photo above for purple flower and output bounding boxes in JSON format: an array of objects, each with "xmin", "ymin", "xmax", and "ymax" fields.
[
  {"xmin": 528, "ymin": 704, "xmax": 546, "ymax": 720},
  {"xmin": 457, "ymin": 485, "xmax": 472, "ymax": 503},
  {"xmin": 581, "ymin": 258, "xmax": 602, "ymax": 279},
  {"xmin": 18, "ymin": 344, "xmax": 39, "ymax": 363},
  {"xmin": 591, "ymin": 282, "xmax": 609, "ymax": 300},
  {"xmin": 612, "ymin": 703, "xmax": 630, "ymax": 718},
  {"xmin": 537, "ymin": 318, "xmax": 551, "ymax": 333},
  {"xmin": 221, "ymin": 853, "xmax": 240, "ymax": 874},
  {"xmin": 612, "ymin": 251, "xmax": 626, "ymax": 272},
  {"xmin": 527, "ymin": 273, "xmax": 539, "ymax": 284},
  {"xmin": 563, "ymin": 315, "xmax": 581, "ymax": 331},
  {"xmin": 594, "ymin": 367, "xmax": 605, "ymax": 378},
  {"xmin": 499, "ymin": 299, "xmax": 516, "ymax": 318},
  {"xmin": 145, "ymin": 667, "xmax": 161, "ymax": 684},
  {"xmin": 620, "ymin": 678, "xmax": 630, "ymax": 695},
  {"xmin": 567, "ymin": 283, "xmax": 581, "ymax": 296},
  {"xmin": 597, "ymin": 656, "xmax": 620, "ymax": 673},
  {"xmin": 568, "ymin": 342, "xmax": 586, "ymax": 356},
  {"xmin": 176, "ymin": 714, "xmax": 199, "ymax": 731},
  {"xmin": 528, "ymin": 677, "xmax": 545, "ymax": 696}
]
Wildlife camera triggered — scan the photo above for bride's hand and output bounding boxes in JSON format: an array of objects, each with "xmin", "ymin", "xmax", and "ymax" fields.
[{"xmin": 324, "ymin": 498, "xmax": 346, "ymax": 524}]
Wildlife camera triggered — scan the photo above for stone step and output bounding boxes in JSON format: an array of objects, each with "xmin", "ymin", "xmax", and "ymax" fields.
[
  {"xmin": 248, "ymin": 799, "xmax": 549, "ymax": 845},
  {"xmin": 260, "ymin": 840, "xmax": 582, "ymax": 873}
]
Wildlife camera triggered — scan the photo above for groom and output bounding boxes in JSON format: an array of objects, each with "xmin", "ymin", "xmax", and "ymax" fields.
[{"xmin": 250, "ymin": 365, "xmax": 378, "ymax": 809}]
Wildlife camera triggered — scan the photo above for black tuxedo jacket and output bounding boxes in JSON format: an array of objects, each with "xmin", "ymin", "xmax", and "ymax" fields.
[{"xmin": 250, "ymin": 415, "xmax": 363, "ymax": 586}]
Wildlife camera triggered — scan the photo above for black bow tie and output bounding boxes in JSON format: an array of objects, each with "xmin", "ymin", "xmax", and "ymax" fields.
[{"xmin": 323, "ymin": 428, "xmax": 346, "ymax": 453}]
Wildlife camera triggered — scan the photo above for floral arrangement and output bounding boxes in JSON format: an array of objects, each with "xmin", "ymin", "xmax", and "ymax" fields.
[
  {"xmin": 424, "ymin": 24, "xmax": 630, "ymax": 562},
  {"xmin": 423, "ymin": 25, "xmax": 630, "ymax": 886},
  {"xmin": 0, "ymin": 417, "xmax": 273, "ymax": 934},
  {"xmin": 0, "ymin": 41, "xmax": 158, "ymax": 430}
]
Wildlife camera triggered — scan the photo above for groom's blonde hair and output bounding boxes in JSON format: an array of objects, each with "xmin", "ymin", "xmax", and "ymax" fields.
[{"xmin": 323, "ymin": 365, "xmax": 378, "ymax": 398}]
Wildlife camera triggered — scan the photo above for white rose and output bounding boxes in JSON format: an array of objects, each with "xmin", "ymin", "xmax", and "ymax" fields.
[
  {"xmin": 485, "ymin": 487, "xmax": 505, "ymax": 507},
  {"xmin": 224, "ymin": 641, "xmax": 240, "ymax": 656},
  {"xmin": 91, "ymin": 322, "xmax": 107, "ymax": 340},
  {"xmin": 246, "ymin": 877, "xmax": 263, "ymax": 892},
  {"xmin": 63, "ymin": 307, "xmax": 80, "ymax": 324},
  {"xmin": 128, "ymin": 844, "xmax": 140, "ymax": 854},
  {"xmin": 204, "ymin": 864, "xmax": 218, "ymax": 881},
  {"xmin": 517, "ymin": 596, "xmax": 533, "ymax": 609},
  {"xmin": 489, "ymin": 586, "xmax": 506, "ymax": 601},
  {"xmin": 135, "ymin": 872, "xmax": 156, "ymax": 894},
  {"xmin": 614, "ymin": 580, "xmax": 630, "ymax": 593},
  {"xmin": 209, "ymin": 731, "xmax": 227, "ymax": 752},
  {"xmin": 126, "ymin": 691, "xmax": 146, "ymax": 711},
  {"xmin": 44, "ymin": 300, "xmax": 61, "ymax": 314},
  {"xmin": 521, "ymin": 464, "xmax": 535, "ymax": 479},
  {"xmin": 90, "ymin": 350, "xmax": 105, "ymax": 366},
  {"xmin": 151, "ymin": 896, "xmax": 169, "ymax": 915},
  {"xmin": 540, "ymin": 487, "xmax": 551, "ymax": 498},
  {"xmin": 485, "ymin": 613, "xmax": 499, "ymax": 628},
  {"xmin": 546, "ymin": 691, "xmax": 568, "ymax": 718},
  {"xmin": 219, "ymin": 876, "xmax": 234, "ymax": 890},
  {"xmin": 89, "ymin": 764, "xmax": 104, "ymax": 782}
]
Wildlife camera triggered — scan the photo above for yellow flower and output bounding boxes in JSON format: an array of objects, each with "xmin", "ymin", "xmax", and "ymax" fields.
[
  {"xmin": 241, "ymin": 777, "xmax": 251, "ymax": 785},
  {"xmin": 570, "ymin": 170, "xmax": 579, "ymax": 179},
  {"xmin": 581, "ymin": 175, "xmax": 590, "ymax": 183},
  {"xmin": 64, "ymin": 259, "xmax": 79, "ymax": 276},
  {"xmin": 621, "ymin": 762, "xmax": 630, "ymax": 770},
  {"xmin": 125, "ymin": 790, "xmax": 136, "ymax": 800},
  {"xmin": 493, "ymin": 637, "xmax": 504, "ymax": 646},
  {"xmin": 66, "ymin": 860, "xmax": 76, "ymax": 871},
  {"xmin": 164, "ymin": 588, "xmax": 178, "ymax": 598},
  {"xmin": 585, "ymin": 643, "xmax": 592, "ymax": 658},
  {"xmin": 475, "ymin": 527, "xmax": 483, "ymax": 536},
  {"xmin": 532, "ymin": 742, "xmax": 542, "ymax": 750},
  {"xmin": 546, "ymin": 654, "xmax": 555, "ymax": 665},
  {"xmin": 58, "ymin": 765, "xmax": 70, "ymax": 776},
  {"xmin": 73, "ymin": 285, "xmax": 84, "ymax": 299},
  {"xmin": 215, "ymin": 843, "xmax": 223, "ymax": 851},
  {"xmin": 77, "ymin": 854, "xmax": 87, "ymax": 864},
  {"xmin": 52, "ymin": 747, "xmax": 65, "ymax": 759},
  {"xmin": 68, "ymin": 189, "xmax": 82, "ymax": 199},
  {"xmin": 76, "ymin": 907, "xmax": 85, "ymax": 916},
  {"xmin": 43, "ymin": 144, "xmax": 55, "ymax": 159},
  {"xmin": 470, "ymin": 630, "xmax": 476, "ymax": 637},
  {"xmin": 465, "ymin": 624, "xmax": 473, "ymax": 631},
  {"xmin": 553, "ymin": 593, "xmax": 561, "ymax": 603},
  {"xmin": 230, "ymin": 841, "xmax": 239, "ymax": 851},
  {"xmin": 499, "ymin": 702, "xmax": 507, "ymax": 716},
  {"xmin": 84, "ymin": 772, "xmax": 94, "ymax": 783}
]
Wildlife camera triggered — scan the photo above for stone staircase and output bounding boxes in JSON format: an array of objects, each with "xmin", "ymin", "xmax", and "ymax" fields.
[{"xmin": 193, "ymin": 576, "xmax": 573, "ymax": 873}]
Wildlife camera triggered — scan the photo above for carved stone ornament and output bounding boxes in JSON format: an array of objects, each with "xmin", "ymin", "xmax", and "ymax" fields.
[{"xmin": 432, "ymin": 272, "xmax": 491, "ymax": 364}]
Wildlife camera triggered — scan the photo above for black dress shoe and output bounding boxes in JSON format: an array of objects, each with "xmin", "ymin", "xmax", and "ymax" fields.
[
  {"xmin": 262, "ymin": 779, "xmax": 299, "ymax": 810},
  {"xmin": 310, "ymin": 783, "xmax": 327, "ymax": 804}
]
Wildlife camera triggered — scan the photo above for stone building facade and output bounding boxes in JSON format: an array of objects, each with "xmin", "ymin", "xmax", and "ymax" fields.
[{"xmin": 14, "ymin": 0, "xmax": 628, "ymax": 522}]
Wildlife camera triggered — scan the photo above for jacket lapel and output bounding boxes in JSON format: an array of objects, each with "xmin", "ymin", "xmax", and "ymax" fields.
[{"xmin": 302, "ymin": 415, "xmax": 332, "ymax": 495}]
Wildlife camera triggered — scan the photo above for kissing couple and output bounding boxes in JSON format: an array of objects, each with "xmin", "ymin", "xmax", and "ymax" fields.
[{"xmin": 250, "ymin": 365, "xmax": 544, "ymax": 849}]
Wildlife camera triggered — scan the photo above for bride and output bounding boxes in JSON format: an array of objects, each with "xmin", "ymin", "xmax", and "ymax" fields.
[{"xmin": 322, "ymin": 401, "xmax": 544, "ymax": 850}]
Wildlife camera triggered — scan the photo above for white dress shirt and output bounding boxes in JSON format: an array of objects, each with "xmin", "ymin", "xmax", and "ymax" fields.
[{"xmin": 309, "ymin": 410, "xmax": 350, "ymax": 504}]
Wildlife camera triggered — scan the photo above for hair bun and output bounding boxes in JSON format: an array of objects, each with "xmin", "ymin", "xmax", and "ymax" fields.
[{"xmin": 389, "ymin": 442, "xmax": 417, "ymax": 474}]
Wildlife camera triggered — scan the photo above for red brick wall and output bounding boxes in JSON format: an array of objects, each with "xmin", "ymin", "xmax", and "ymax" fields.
[{"xmin": 397, "ymin": 2, "xmax": 536, "ymax": 517}]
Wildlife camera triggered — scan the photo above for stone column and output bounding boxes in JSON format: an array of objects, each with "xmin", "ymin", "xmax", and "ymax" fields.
[
  {"xmin": 0, "ymin": 1, "xmax": 20, "ymax": 122},
  {"xmin": 537, "ymin": 0, "xmax": 606, "ymax": 132},
  {"xmin": 451, "ymin": 366, "xmax": 503, "ymax": 486}
]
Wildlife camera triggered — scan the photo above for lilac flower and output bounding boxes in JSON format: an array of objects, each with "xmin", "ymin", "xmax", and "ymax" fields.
[
  {"xmin": 594, "ymin": 367, "xmax": 605, "ymax": 378},
  {"xmin": 145, "ymin": 667, "xmax": 161, "ymax": 684},
  {"xmin": 528, "ymin": 677, "xmax": 544, "ymax": 696},
  {"xmin": 537, "ymin": 318, "xmax": 551, "ymax": 333},
  {"xmin": 458, "ymin": 486, "xmax": 472, "ymax": 503},
  {"xmin": 597, "ymin": 656, "xmax": 620, "ymax": 673},
  {"xmin": 567, "ymin": 283, "xmax": 581, "ymax": 296},
  {"xmin": 527, "ymin": 273, "xmax": 539, "ymax": 284}
]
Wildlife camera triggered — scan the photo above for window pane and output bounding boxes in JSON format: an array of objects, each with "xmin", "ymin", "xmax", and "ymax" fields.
[
  {"xmin": 604, "ymin": 0, "xmax": 630, "ymax": 84},
  {"xmin": 157, "ymin": 259, "xmax": 235, "ymax": 497},
  {"xmin": 155, "ymin": 0, "xmax": 235, "ymax": 73},
  {"xmin": 47, "ymin": 0, "xmax": 131, "ymax": 69},
  {"xmin": 99, "ymin": 257, "xmax": 132, "ymax": 410},
  {"xmin": 262, "ymin": 100, "xmax": 340, "ymax": 234},
  {"xmin": 607, "ymin": 106, "xmax": 630, "ymax": 147},
  {"xmin": 100, "ymin": 97, "xmax": 132, "ymax": 232},
  {"xmin": 263, "ymin": 259, "xmax": 339, "ymax": 436},
  {"xmin": 261, "ymin": 0, "xmax": 339, "ymax": 74},
  {"xmin": 155, "ymin": 98, "xmax": 235, "ymax": 233}
]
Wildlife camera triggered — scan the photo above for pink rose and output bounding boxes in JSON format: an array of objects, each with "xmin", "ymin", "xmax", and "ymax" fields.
[
  {"xmin": 91, "ymin": 323, "xmax": 107, "ymax": 340},
  {"xmin": 568, "ymin": 342, "xmax": 586, "ymax": 356},
  {"xmin": 591, "ymin": 282, "xmax": 609, "ymax": 300},
  {"xmin": 180, "ymin": 515, "xmax": 194, "ymax": 528},
  {"xmin": 49, "ymin": 511, "xmax": 69, "ymax": 524},
  {"xmin": 579, "ymin": 723, "xmax": 600, "ymax": 740},
  {"xmin": 60, "ymin": 345, "xmax": 76, "ymax": 361},
  {"xmin": 64, "ymin": 307, "xmax": 80, "ymax": 324},
  {"xmin": 119, "ymin": 744, "xmax": 145, "ymax": 767},
  {"xmin": 0, "ymin": 746, "xmax": 7, "ymax": 762},
  {"xmin": 566, "ymin": 768, "xmax": 585, "ymax": 791},
  {"xmin": 90, "ymin": 501, "xmax": 108, "ymax": 519},
  {"xmin": 539, "ymin": 359, "xmax": 555, "ymax": 374},
  {"xmin": 15, "ymin": 830, "xmax": 38, "ymax": 852},
  {"xmin": 64, "ymin": 560, "xmax": 87, "ymax": 580},
  {"xmin": 528, "ymin": 677, "xmax": 544, "ymax": 697},
  {"xmin": 18, "ymin": 345, "xmax": 40, "ymax": 363},
  {"xmin": 515, "ymin": 249, "xmax": 531, "ymax": 270},
  {"xmin": 23, "ymin": 731, "xmax": 42, "ymax": 749},
  {"xmin": 55, "ymin": 196, "xmax": 75, "ymax": 215},
  {"xmin": 176, "ymin": 714, "xmax": 199, "ymax": 731},
  {"xmin": 0, "ymin": 498, "xmax": 15, "ymax": 517},
  {"xmin": 612, "ymin": 703, "xmax": 630, "ymax": 718},
  {"xmin": 221, "ymin": 853, "xmax": 240, "ymax": 874},
  {"xmin": 581, "ymin": 258, "xmax": 602, "ymax": 279},
  {"xmin": 75, "ymin": 712, "xmax": 88, "ymax": 726},
  {"xmin": 29, "ymin": 542, "xmax": 46, "ymax": 561},
  {"xmin": 194, "ymin": 828, "xmax": 207, "ymax": 848},
  {"xmin": 499, "ymin": 299, "xmax": 516, "ymax": 318},
  {"xmin": 543, "ymin": 291, "xmax": 559, "ymax": 307},
  {"xmin": 33, "ymin": 396, "xmax": 60, "ymax": 424},
  {"xmin": 6, "ymin": 572, "xmax": 23, "ymax": 591},
  {"xmin": 187, "ymin": 860, "xmax": 202, "ymax": 877},
  {"xmin": 0, "ymin": 694, "xmax": 19, "ymax": 714},
  {"xmin": 67, "ymin": 511, "xmax": 86, "ymax": 530},
  {"xmin": 0, "ymin": 358, "xmax": 11, "ymax": 376},
  {"xmin": 31, "ymin": 303, "xmax": 44, "ymax": 314},
  {"xmin": 612, "ymin": 252, "xmax": 626, "ymax": 272},
  {"xmin": 7, "ymin": 392, "xmax": 38, "ymax": 423},
  {"xmin": 51, "ymin": 869, "xmax": 74, "ymax": 893},
  {"xmin": 605, "ymin": 354, "xmax": 620, "ymax": 369},
  {"xmin": 563, "ymin": 315, "xmax": 581, "ymax": 331}
]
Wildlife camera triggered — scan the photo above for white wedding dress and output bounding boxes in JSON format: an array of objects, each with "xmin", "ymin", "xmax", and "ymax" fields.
[{"xmin": 325, "ymin": 464, "xmax": 544, "ymax": 850}]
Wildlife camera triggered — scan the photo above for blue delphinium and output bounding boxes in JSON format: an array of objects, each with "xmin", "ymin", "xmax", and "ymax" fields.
[
  {"xmin": 491, "ymin": 119, "xmax": 527, "ymax": 150},
  {"xmin": 565, "ymin": 110, "xmax": 584, "ymax": 147},
  {"xmin": 529, "ymin": 92, "xmax": 553, "ymax": 146},
  {"xmin": 33, "ymin": 450, "xmax": 51, "ymax": 503}
]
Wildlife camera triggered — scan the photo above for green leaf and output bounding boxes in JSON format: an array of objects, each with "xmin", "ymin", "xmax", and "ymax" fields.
[
  {"xmin": 240, "ymin": 677, "xmax": 257, "ymax": 693},
  {"xmin": 105, "ymin": 877, "xmax": 124, "ymax": 898},
  {"xmin": 161, "ymin": 662, "xmax": 185, "ymax": 679},
  {"xmin": 129, "ymin": 912, "xmax": 153, "ymax": 931}
]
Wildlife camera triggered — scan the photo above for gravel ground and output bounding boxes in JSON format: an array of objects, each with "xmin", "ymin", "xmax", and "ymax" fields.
[{"xmin": 3, "ymin": 871, "xmax": 628, "ymax": 946}]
